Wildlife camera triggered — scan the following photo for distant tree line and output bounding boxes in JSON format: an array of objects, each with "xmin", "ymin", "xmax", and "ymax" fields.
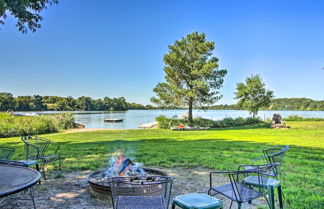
[
  {"xmin": 211, "ymin": 98, "xmax": 324, "ymax": 111},
  {"xmin": 268, "ymin": 98, "xmax": 324, "ymax": 111},
  {"xmin": 1, "ymin": 92, "xmax": 324, "ymax": 112},
  {"xmin": 0, "ymin": 92, "xmax": 154, "ymax": 111}
]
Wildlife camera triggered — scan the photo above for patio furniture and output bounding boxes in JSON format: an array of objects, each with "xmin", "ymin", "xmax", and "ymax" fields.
[
  {"xmin": 21, "ymin": 135, "xmax": 63, "ymax": 180},
  {"xmin": 0, "ymin": 146, "xmax": 40, "ymax": 174},
  {"xmin": 239, "ymin": 165, "xmax": 283, "ymax": 209},
  {"xmin": 172, "ymin": 193, "xmax": 223, "ymax": 209},
  {"xmin": 0, "ymin": 147, "xmax": 15, "ymax": 160},
  {"xmin": 0, "ymin": 164, "xmax": 41, "ymax": 209},
  {"xmin": 250, "ymin": 145, "xmax": 289, "ymax": 178},
  {"xmin": 110, "ymin": 176, "xmax": 173, "ymax": 209},
  {"xmin": 208, "ymin": 164, "xmax": 278, "ymax": 209}
]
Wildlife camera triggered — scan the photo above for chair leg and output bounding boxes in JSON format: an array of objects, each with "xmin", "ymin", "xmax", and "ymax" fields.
[
  {"xmin": 35, "ymin": 164, "xmax": 41, "ymax": 184},
  {"xmin": 237, "ymin": 202, "xmax": 242, "ymax": 209},
  {"xmin": 229, "ymin": 200, "xmax": 233, "ymax": 209},
  {"xmin": 269, "ymin": 186, "xmax": 275, "ymax": 209},
  {"xmin": 42, "ymin": 162, "xmax": 46, "ymax": 181},
  {"xmin": 171, "ymin": 203, "xmax": 176, "ymax": 209},
  {"xmin": 29, "ymin": 187, "xmax": 36, "ymax": 209},
  {"xmin": 278, "ymin": 185, "xmax": 283, "ymax": 209},
  {"xmin": 59, "ymin": 158, "xmax": 62, "ymax": 172},
  {"xmin": 35, "ymin": 163, "xmax": 40, "ymax": 172}
]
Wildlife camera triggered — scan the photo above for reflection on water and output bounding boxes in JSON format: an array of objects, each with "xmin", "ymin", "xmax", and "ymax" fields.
[{"xmin": 72, "ymin": 109, "xmax": 324, "ymax": 129}]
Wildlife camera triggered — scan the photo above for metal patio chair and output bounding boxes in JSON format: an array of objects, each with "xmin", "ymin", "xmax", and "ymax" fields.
[
  {"xmin": 238, "ymin": 163, "xmax": 283, "ymax": 209},
  {"xmin": 0, "ymin": 147, "xmax": 15, "ymax": 160},
  {"xmin": 0, "ymin": 146, "xmax": 39, "ymax": 170},
  {"xmin": 110, "ymin": 176, "xmax": 173, "ymax": 209},
  {"xmin": 208, "ymin": 164, "xmax": 278, "ymax": 209},
  {"xmin": 250, "ymin": 145, "xmax": 289, "ymax": 178},
  {"xmin": 21, "ymin": 135, "xmax": 63, "ymax": 180}
]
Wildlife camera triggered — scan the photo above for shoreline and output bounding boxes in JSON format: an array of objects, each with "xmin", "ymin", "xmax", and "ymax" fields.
[{"xmin": 63, "ymin": 128, "xmax": 122, "ymax": 133}]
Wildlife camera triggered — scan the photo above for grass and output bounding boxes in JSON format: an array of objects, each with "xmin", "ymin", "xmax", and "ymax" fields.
[
  {"xmin": 284, "ymin": 115, "xmax": 324, "ymax": 121},
  {"xmin": 0, "ymin": 113, "xmax": 74, "ymax": 137},
  {"xmin": 1, "ymin": 121, "xmax": 323, "ymax": 208}
]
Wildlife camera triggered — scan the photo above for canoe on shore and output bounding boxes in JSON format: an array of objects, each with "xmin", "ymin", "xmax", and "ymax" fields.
[{"xmin": 104, "ymin": 118, "xmax": 123, "ymax": 123}]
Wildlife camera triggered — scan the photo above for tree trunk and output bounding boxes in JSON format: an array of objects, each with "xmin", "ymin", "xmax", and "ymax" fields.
[{"xmin": 188, "ymin": 101, "xmax": 193, "ymax": 122}]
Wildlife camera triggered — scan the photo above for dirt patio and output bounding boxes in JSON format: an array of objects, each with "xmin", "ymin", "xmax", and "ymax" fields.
[{"xmin": 1, "ymin": 167, "xmax": 271, "ymax": 209}]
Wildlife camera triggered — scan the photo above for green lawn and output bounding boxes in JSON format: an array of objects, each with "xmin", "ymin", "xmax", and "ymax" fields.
[{"xmin": 1, "ymin": 121, "xmax": 323, "ymax": 208}]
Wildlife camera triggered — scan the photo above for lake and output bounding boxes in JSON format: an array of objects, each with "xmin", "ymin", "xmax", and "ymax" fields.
[{"xmin": 71, "ymin": 109, "xmax": 324, "ymax": 129}]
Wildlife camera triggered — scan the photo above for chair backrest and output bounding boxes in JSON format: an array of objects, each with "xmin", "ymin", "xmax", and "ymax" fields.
[
  {"xmin": 110, "ymin": 176, "xmax": 173, "ymax": 209},
  {"xmin": 21, "ymin": 136, "xmax": 50, "ymax": 160},
  {"xmin": 229, "ymin": 163, "xmax": 278, "ymax": 202},
  {"xmin": 0, "ymin": 147, "xmax": 15, "ymax": 160},
  {"xmin": 263, "ymin": 145, "xmax": 289, "ymax": 176}
]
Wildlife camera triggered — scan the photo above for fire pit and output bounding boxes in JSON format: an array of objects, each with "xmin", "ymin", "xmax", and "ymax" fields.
[
  {"xmin": 88, "ymin": 167, "xmax": 168, "ymax": 198},
  {"xmin": 87, "ymin": 152, "xmax": 168, "ymax": 199}
]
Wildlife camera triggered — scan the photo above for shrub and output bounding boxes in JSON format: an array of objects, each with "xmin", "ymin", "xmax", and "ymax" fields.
[
  {"xmin": 156, "ymin": 115, "xmax": 263, "ymax": 129},
  {"xmin": 0, "ymin": 113, "xmax": 75, "ymax": 138},
  {"xmin": 284, "ymin": 115, "xmax": 324, "ymax": 121}
]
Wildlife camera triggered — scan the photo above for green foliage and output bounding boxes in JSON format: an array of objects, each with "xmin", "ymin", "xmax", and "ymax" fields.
[
  {"xmin": 235, "ymin": 75, "xmax": 274, "ymax": 117},
  {"xmin": 0, "ymin": 113, "xmax": 74, "ymax": 137},
  {"xmin": 0, "ymin": 92, "xmax": 147, "ymax": 111},
  {"xmin": 210, "ymin": 104, "xmax": 239, "ymax": 110},
  {"xmin": 0, "ymin": 0, "xmax": 58, "ymax": 33},
  {"xmin": 284, "ymin": 115, "xmax": 324, "ymax": 121},
  {"xmin": 2, "ymin": 121, "xmax": 323, "ymax": 208},
  {"xmin": 269, "ymin": 98, "xmax": 324, "ymax": 111},
  {"xmin": 152, "ymin": 32, "xmax": 227, "ymax": 121},
  {"xmin": 0, "ymin": 92, "xmax": 14, "ymax": 111},
  {"xmin": 210, "ymin": 97, "xmax": 324, "ymax": 111},
  {"xmin": 156, "ymin": 115, "xmax": 263, "ymax": 129}
]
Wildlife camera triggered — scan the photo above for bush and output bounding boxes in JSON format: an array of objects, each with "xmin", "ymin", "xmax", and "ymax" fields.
[
  {"xmin": 156, "ymin": 115, "xmax": 263, "ymax": 129},
  {"xmin": 284, "ymin": 115, "xmax": 324, "ymax": 121},
  {"xmin": 0, "ymin": 113, "xmax": 75, "ymax": 138}
]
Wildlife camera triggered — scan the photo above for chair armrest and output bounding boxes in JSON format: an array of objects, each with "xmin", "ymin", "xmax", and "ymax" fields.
[
  {"xmin": 0, "ymin": 159, "xmax": 26, "ymax": 167},
  {"xmin": 252, "ymin": 154, "xmax": 269, "ymax": 162}
]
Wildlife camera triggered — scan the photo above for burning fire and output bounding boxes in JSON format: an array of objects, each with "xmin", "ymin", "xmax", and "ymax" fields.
[{"xmin": 103, "ymin": 152, "xmax": 146, "ymax": 178}]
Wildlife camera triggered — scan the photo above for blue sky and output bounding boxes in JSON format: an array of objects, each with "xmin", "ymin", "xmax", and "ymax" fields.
[{"xmin": 0, "ymin": 0, "xmax": 323, "ymax": 105}]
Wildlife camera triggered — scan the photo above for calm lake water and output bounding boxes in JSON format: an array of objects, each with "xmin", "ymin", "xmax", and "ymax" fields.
[{"xmin": 70, "ymin": 110, "xmax": 324, "ymax": 129}]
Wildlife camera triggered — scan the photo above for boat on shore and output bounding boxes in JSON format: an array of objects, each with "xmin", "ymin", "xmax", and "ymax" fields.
[{"xmin": 104, "ymin": 118, "xmax": 124, "ymax": 123}]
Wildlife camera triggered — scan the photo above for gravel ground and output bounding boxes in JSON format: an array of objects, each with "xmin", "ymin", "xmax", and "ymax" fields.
[{"xmin": 1, "ymin": 167, "xmax": 271, "ymax": 209}]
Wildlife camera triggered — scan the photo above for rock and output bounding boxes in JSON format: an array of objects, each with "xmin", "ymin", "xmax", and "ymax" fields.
[
  {"xmin": 271, "ymin": 113, "xmax": 287, "ymax": 128},
  {"xmin": 272, "ymin": 113, "xmax": 282, "ymax": 124}
]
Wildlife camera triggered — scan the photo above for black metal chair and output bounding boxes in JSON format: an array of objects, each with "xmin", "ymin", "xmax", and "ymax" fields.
[
  {"xmin": 0, "ymin": 147, "xmax": 15, "ymax": 160},
  {"xmin": 208, "ymin": 164, "xmax": 278, "ymax": 209},
  {"xmin": 21, "ymin": 135, "xmax": 63, "ymax": 180},
  {"xmin": 248, "ymin": 145, "xmax": 289, "ymax": 179},
  {"xmin": 244, "ymin": 145, "xmax": 289, "ymax": 203},
  {"xmin": 257, "ymin": 145, "xmax": 289, "ymax": 178},
  {"xmin": 238, "ymin": 163, "xmax": 283, "ymax": 209},
  {"xmin": 110, "ymin": 176, "xmax": 173, "ymax": 209},
  {"xmin": 0, "ymin": 147, "xmax": 24, "ymax": 167},
  {"xmin": 238, "ymin": 145, "xmax": 289, "ymax": 209},
  {"xmin": 0, "ymin": 146, "xmax": 39, "ymax": 170}
]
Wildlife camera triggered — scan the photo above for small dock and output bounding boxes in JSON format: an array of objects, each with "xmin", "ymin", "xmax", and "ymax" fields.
[{"xmin": 104, "ymin": 118, "xmax": 123, "ymax": 123}]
